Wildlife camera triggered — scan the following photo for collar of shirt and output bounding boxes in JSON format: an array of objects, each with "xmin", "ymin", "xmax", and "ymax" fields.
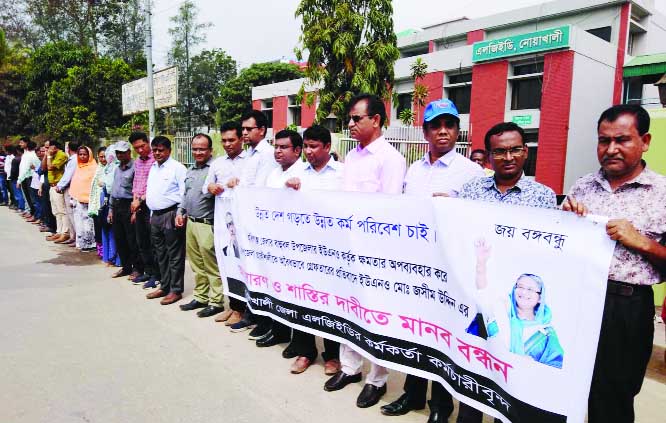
[
  {"xmin": 418, "ymin": 148, "xmax": 458, "ymax": 167},
  {"xmin": 139, "ymin": 153, "xmax": 154, "ymax": 161},
  {"xmin": 119, "ymin": 159, "xmax": 134, "ymax": 171},
  {"xmin": 191, "ymin": 158, "xmax": 212, "ymax": 170},
  {"xmin": 356, "ymin": 135, "xmax": 388, "ymax": 155},
  {"xmin": 249, "ymin": 139, "xmax": 270, "ymax": 156},
  {"xmin": 153, "ymin": 157, "xmax": 173, "ymax": 169},
  {"xmin": 225, "ymin": 150, "xmax": 248, "ymax": 161},
  {"xmin": 304, "ymin": 157, "xmax": 343, "ymax": 174},
  {"xmin": 592, "ymin": 162, "xmax": 656, "ymax": 192},
  {"xmin": 480, "ymin": 172, "xmax": 529, "ymax": 193}
]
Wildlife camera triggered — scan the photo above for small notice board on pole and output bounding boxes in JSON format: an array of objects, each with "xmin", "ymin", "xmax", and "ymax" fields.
[{"xmin": 122, "ymin": 66, "xmax": 179, "ymax": 115}]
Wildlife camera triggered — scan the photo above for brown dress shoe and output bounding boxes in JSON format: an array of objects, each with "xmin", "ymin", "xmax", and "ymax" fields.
[
  {"xmin": 46, "ymin": 234, "xmax": 60, "ymax": 241},
  {"xmin": 324, "ymin": 359, "xmax": 342, "ymax": 375},
  {"xmin": 112, "ymin": 269, "xmax": 130, "ymax": 278},
  {"xmin": 290, "ymin": 356, "xmax": 313, "ymax": 374},
  {"xmin": 224, "ymin": 311, "xmax": 243, "ymax": 326},
  {"xmin": 54, "ymin": 234, "xmax": 71, "ymax": 243},
  {"xmin": 146, "ymin": 289, "xmax": 167, "ymax": 299},
  {"xmin": 214, "ymin": 309, "xmax": 233, "ymax": 322},
  {"xmin": 127, "ymin": 271, "xmax": 141, "ymax": 280},
  {"xmin": 160, "ymin": 292, "xmax": 182, "ymax": 305}
]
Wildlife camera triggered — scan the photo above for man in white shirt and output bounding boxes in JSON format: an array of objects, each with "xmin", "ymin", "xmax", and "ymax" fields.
[
  {"xmin": 283, "ymin": 125, "xmax": 343, "ymax": 375},
  {"xmin": 225, "ymin": 110, "xmax": 279, "ymax": 335},
  {"xmin": 144, "ymin": 136, "xmax": 187, "ymax": 305},
  {"xmin": 253, "ymin": 129, "xmax": 306, "ymax": 348},
  {"xmin": 205, "ymin": 122, "xmax": 249, "ymax": 327},
  {"xmin": 382, "ymin": 99, "xmax": 484, "ymax": 423},
  {"xmin": 240, "ymin": 109, "xmax": 278, "ymax": 187}
]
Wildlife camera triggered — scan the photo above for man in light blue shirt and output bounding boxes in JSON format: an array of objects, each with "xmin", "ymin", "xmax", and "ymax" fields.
[
  {"xmin": 144, "ymin": 136, "xmax": 187, "ymax": 306},
  {"xmin": 55, "ymin": 142, "xmax": 80, "ymax": 245}
]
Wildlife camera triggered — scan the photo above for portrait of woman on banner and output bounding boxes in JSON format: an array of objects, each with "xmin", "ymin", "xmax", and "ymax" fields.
[{"xmin": 466, "ymin": 239, "xmax": 564, "ymax": 369}]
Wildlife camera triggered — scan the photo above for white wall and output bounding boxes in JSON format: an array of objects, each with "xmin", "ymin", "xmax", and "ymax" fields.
[
  {"xmin": 563, "ymin": 50, "xmax": 616, "ymax": 192},
  {"xmin": 394, "ymin": 45, "xmax": 474, "ymax": 79},
  {"xmin": 251, "ymin": 78, "xmax": 322, "ymax": 101}
]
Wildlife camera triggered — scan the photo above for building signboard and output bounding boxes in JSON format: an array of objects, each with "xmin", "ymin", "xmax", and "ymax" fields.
[
  {"xmin": 511, "ymin": 115, "xmax": 533, "ymax": 126},
  {"xmin": 472, "ymin": 26, "xmax": 570, "ymax": 63},
  {"xmin": 122, "ymin": 66, "xmax": 179, "ymax": 115}
]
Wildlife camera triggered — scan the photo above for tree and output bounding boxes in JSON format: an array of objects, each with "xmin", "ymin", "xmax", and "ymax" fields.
[
  {"xmin": 189, "ymin": 49, "xmax": 237, "ymax": 131},
  {"xmin": 167, "ymin": 0, "xmax": 212, "ymax": 130},
  {"xmin": 295, "ymin": 0, "xmax": 400, "ymax": 129},
  {"xmin": 21, "ymin": 41, "xmax": 96, "ymax": 133},
  {"xmin": 215, "ymin": 62, "xmax": 304, "ymax": 125},
  {"xmin": 398, "ymin": 57, "xmax": 428, "ymax": 126},
  {"xmin": 0, "ymin": 29, "xmax": 30, "ymax": 137},
  {"xmin": 45, "ymin": 57, "xmax": 141, "ymax": 142}
]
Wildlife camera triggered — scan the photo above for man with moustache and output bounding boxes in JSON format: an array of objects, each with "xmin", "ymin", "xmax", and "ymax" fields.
[
  {"xmin": 382, "ymin": 99, "xmax": 484, "ymax": 423},
  {"xmin": 324, "ymin": 94, "xmax": 406, "ymax": 409},
  {"xmin": 204, "ymin": 121, "xmax": 249, "ymax": 327},
  {"xmin": 563, "ymin": 104, "xmax": 666, "ymax": 423},
  {"xmin": 145, "ymin": 136, "xmax": 187, "ymax": 306},
  {"xmin": 177, "ymin": 133, "xmax": 224, "ymax": 318}
]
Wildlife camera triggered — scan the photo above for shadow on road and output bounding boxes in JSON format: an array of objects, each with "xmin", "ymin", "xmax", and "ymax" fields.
[{"xmin": 39, "ymin": 247, "xmax": 102, "ymax": 266}]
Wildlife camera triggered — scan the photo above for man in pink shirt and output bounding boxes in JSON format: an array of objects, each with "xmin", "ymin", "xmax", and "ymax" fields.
[
  {"xmin": 324, "ymin": 94, "xmax": 406, "ymax": 408},
  {"xmin": 130, "ymin": 132, "xmax": 160, "ymax": 288}
]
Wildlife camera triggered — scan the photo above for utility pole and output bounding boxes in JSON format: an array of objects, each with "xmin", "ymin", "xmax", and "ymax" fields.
[{"xmin": 144, "ymin": 0, "xmax": 156, "ymax": 139}]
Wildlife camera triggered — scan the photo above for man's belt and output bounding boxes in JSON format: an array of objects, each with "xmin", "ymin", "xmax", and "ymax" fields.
[
  {"xmin": 152, "ymin": 204, "xmax": 178, "ymax": 216},
  {"xmin": 607, "ymin": 280, "xmax": 652, "ymax": 297},
  {"xmin": 188, "ymin": 216, "xmax": 213, "ymax": 225},
  {"xmin": 113, "ymin": 198, "xmax": 132, "ymax": 206}
]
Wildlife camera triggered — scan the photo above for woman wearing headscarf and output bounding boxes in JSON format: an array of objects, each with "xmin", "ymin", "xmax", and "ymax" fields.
[
  {"xmin": 69, "ymin": 145, "xmax": 98, "ymax": 251},
  {"xmin": 89, "ymin": 144, "xmax": 120, "ymax": 266},
  {"xmin": 466, "ymin": 239, "xmax": 564, "ymax": 368}
]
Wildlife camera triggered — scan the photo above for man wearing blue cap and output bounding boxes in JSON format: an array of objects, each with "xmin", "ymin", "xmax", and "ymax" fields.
[{"xmin": 381, "ymin": 99, "xmax": 483, "ymax": 423}]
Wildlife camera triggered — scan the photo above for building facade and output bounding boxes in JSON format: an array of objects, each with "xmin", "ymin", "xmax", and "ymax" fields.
[{"xmin": 251, "ymin": 0, "xmax": 666, "ymax": 194}]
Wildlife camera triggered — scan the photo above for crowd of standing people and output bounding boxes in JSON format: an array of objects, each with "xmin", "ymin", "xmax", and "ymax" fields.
[{"xmin": 1, "ymin": 95, "xmax": 664, "ymax": 423}]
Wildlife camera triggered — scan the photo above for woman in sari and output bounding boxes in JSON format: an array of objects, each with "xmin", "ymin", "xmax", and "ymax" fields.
[
  {"xmin": 466, "ymin": 239, "xmax": 564, "ymax": 369},
  {"xmin": 89, "ymin": 145, "xmax": 120, "ymax": 266},
  {"xmin": 69, "ymin": 146, "xmax": 98, "ymax": 251}
]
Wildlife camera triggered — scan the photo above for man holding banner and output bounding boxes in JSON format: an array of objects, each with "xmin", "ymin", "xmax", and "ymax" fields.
[
  {"xmin": 456, "ymin": 121, "xmax": 556, "ymax": 423},
  {"xmin": 381, "ymin": 99, "xmax": 483, "ymax": 422},
  {"xmin": 563, "ymin": 104, "xmax": 666, "ymax": 423},
  {"xmin": 323, "ymin": 94, "xmax": 406, "ymax": 409},
  {"xmin": 284, "ymin": 125, "xmax": 344, "ymax": 375}
]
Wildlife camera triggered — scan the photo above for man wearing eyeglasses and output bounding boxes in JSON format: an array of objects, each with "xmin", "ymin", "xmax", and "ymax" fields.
[
  {"xmin": 456, "ymin": 121, "xmax": 556, "ymax": 423},
  {"xmin": 324, "ymin": 93, "xmax": 406, "ymax": 409},
  {"xmin": 252, "ymin": 129, "xmax": 307, "ymax": 348},
  {"xmin": 381, "ymin": 99, "xmax": 484, "ymax": 423}
]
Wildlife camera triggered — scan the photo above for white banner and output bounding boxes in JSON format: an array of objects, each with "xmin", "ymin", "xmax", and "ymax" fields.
[
  {"xmin": 121, "ymin": 66, "xmax": 179, "ymax": 115},
  {"xmin": 215, "ymin": 187, "xmax": 615, "ymax": 423}
]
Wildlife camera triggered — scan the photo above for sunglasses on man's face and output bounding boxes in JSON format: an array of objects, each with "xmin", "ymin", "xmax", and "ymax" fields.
[{"xmin": 349, "ymin": 114, "xmax": 371, "ymax": 123}]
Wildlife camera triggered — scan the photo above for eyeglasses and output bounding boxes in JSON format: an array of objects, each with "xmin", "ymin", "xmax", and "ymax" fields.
[
  {"xmin": 515, "ymin": 284, "xmax": 541, "ymax": 295},
  {"xmin": 241, "ymin": 126, "xmax": 258, "ymax": 132},
  {"xmin": 274, "ymin": 144, "xmax": 294, "ymax": 151},
  {"xmin": 490, "ymin": 146, "xmax": 526, "ymax": 158},
  {"xmin": 349, "ymin": 114, "xmax": 370, "ymax": 123}
]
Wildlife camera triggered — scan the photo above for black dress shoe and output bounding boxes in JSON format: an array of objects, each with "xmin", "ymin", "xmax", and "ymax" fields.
[
  {"xmin": 356, "ymin": 383, "xmax": 387, "ymax": 408},
  {"xmin": 380, "ymin": 393, "xmax": 425, "ymax": 416},
  {"xmin": 255, "ymin": 332, "xmax": 290, "ymax": 348},
  {"xmin": 282, "ymin": 342, "xmax": 299, "ymax": 359},
  {"xmin": 324, "ymin": 371, "xmax": 362, "ymax": 392},
  {"xmin": 179, "ymin": 299, "xmax": 207, "ymax": 311},
  {"xmin": 197, "ymin": 305, "xmax": 224, "ymax": 318}
]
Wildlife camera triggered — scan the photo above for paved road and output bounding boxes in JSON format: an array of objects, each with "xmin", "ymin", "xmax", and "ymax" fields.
[{"xmin": 0, "ymin": 206, "xmax": 664, "ymax": 423}]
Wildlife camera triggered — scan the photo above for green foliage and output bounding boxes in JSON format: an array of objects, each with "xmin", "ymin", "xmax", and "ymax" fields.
[
  {"xmin": 45, "ymin": 57, "xmax": 142, "ymax": 142},
  {"xmin": 295, "ymin": 0, "xmax": 400, "ymax": 129},
  {"xmin": 0, "ymin": 31, "xmax": 30, "ymax": 136},
  {"xmin": 410, "ymin": 58, "xmax": 429, "ymax": 125},
  {"xmin": 189, "ymin": 49, "xmax": 237, "ymax": 131},
  {"xmin": 167, "ymin": 0, "xmax": 213, "ymax": 130},
  {"xmin": 215, "ymin": 62, "xmax": 303, "ymax": 125},
  {"xmin": 21, "ymin": 41, "xmax": 95, "ymax": 133},
  {"xmin": 398, "ymin": 108, "xmax": 414, "ymax": 127}
]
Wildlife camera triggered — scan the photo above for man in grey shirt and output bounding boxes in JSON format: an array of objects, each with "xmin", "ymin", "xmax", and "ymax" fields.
[
  {"xmin": 108, "ymin": 141, "xmax": 140, "ymax": 279},
  {"xmin": 176, "ymin": 134, "xmax": 224, "ymax": 318}
]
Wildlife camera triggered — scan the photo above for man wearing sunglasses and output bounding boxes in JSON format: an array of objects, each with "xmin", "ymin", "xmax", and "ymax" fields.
[
  {"xmin": 324, "ymin": 94, "xmax": 406, "ymax": 409},
  {"xmin": 455, "ymin": 122, "xmax": 556, "ymax": 423}
]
